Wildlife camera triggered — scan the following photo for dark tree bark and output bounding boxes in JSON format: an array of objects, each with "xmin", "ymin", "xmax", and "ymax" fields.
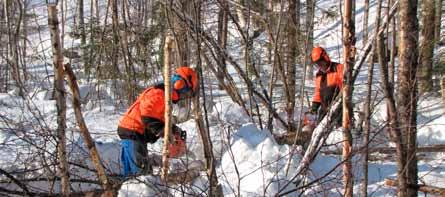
[
  {"xmin": 109, "ymin": 0, "xmax": 120, "ymax": 75},
  {"xmin": 397, "ymin": 0, "xmax": 419, "ymax": 196},
  {"xmin": 21, "ymin": 1, "xmax": 28, "ymax": 81},
  {"xmin": 305, "ymin": 0, "xmax": 315, "ymax": 80},
  {"xmin": 5, "ymin": 0, "xmax": 23, "ymax": 96},
  {"xmin": 389, "ymin": 0, "xmax": 397, "ymax": 85},
  {"xmin": 172, "ymin": 0, "xmax": 190, "ymax": 67},
  {"xmin": 193, "ymin": 2, "xmax": 222, "ymax": 195},
  {"xmin": 419, "ymin": 0, "xmax": 435, "ymax": 94},
  {"xmin": 217, "ymin": 0, "xmax": 229, "ymax": 90},
  {"xmin": 363, "ymin": 0, "xmax": 369, "ymax": 46},
  {"xmin": 120, "ymin": 0, "xmax": 137, "ymax": 104},
  {"xmin": 376, "ymin": 0, "xmax": 408, "ymax": 196},
  {"xmin": 286, "ymin": 0, "xmax": 299, "ymax": 133},
  {"xmin": 434, "ymin": 0, "xmax": 443, "ymax": 42}
]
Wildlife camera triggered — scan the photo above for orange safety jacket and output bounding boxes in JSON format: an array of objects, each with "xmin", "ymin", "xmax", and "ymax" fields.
[
  {"xmin": 117, "ymin": 84, "xmax": 180, "ymax": 143},
  {"xmin": 312, "ymin": 62, "xmax": 343, "ymax": 113}
]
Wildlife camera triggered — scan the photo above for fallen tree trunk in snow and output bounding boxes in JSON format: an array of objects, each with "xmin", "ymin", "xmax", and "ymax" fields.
[
  {"xmin": 385, "ymin": 178, "xmax": 445, "ymax": 196},
  {"xmin": 322, "ymin": 144, "xmax": 445, "ymax": 155},
  {"xmin": 64, "ymin": 63, "xmax": 113, "ymax": 194},
  {"xmin": 277, "ymin": 99, "xmax": 342, "ymax": 195}
]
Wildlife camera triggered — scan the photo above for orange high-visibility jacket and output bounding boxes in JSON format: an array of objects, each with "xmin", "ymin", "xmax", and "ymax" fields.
[
  {"xmin": 312, "ymin": 62, "xmax": 343, "ymax": 111},
  {"xmin": 118, "ymin": 84, "xmax": 179, "ymax": 142}
]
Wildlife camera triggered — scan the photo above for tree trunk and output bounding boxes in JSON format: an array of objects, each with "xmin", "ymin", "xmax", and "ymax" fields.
[
  {"xmin": 419, "ymin": 0, "xmax": 435, "ymax": 94},
  {"xmin": 284, "ymin": 0, "xmax": 312, "ymax": 174},
  {"xmin": 109, "ymin": 0, "xmax": 120, "ymax": 75},
  {"xmin": 434, "ymin": 0, "xmax": 443, "ymax": 42},
  {"xmin": 342, "ymin": 0, "xmax": 354, "ymax": 196},
  {"xmin": 372, "ymin": 1, "xmax": 410, "ymax": 196},
  {"xmin": 361, "ymin": 37, "xmax": 374, "ymax": 197},
  {"xmin": 77, "ymin": 0, "xmax": 86, "ymax": 44},
  {"xmin": 193, "ymin": 2, "xmax": 222, "ymax": 197},
  {"xmin": 217, "ymin": 0, "xmax": 229, "ymax": 90},
  {"xmin": 305, "ymin": 0, "xmax": 315, "ymax": 80},
  {"xmin": 47, "ymin": 5, "xmax": 70, "ymax": 196},
  {"xmin": 21, "ymin": 1, "xmax": 28, "ymax": 81},
  {"xmin": 64, "ymin": 63, "xmax": 113, "ymax": 194},
  {"xmin": 5, "ymin": 0, "xmax": 23, "ymax": 96},
  {"xmin": 93, "ymin": 0, "xmax": 99, "ymax": 26},
  {"xmin": 59, "ymin": 0, "xmax": 64, "ymax": 50},
  {"xmin": 120, "ymin": 0, "xmax": 136, "ymax": 104},
  {"xmin": 398, "ymin": 0, "xmax": 419, "ymax": 196},
  {"xmin": 389, "ymin": 0, "xmax": 397, "ymax": 85},
  {"xmin": 193, "ymin": 2, "xmax": 222, "ymax": 193},
  {"xmin": 161, "ymin": 36, "xmax": 174, "ymax": 182},
  {"xmin": 442, "ymin": 78, "xmax": 445, "ymax": 103},
  {"xmin": 363, "ymin": 0, "xmax": 369, "ymax": 46},
  {"xmin": 286, "ymin": 0, "xmax": 298, "ymax": 133},
  {"xmin": 1, "ymin": 2, "xmax": 5, "ymax": 92},
  {"xmin": 173, "ymin": 0, "xmax": 190, "ymax": 67}
]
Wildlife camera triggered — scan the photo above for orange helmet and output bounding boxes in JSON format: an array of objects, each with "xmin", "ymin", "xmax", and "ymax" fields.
[
  {"xmin": 311, "ymin": 47, "xmax": 331, "ymax": 63},
  {"xmin": 172, "ymin": 67, "xmax": 198, "ymax": 94}
]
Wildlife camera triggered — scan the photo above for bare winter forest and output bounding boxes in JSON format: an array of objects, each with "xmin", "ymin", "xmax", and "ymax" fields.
[{"xmin": 1, "ymin": 0, "xmax": 445, "ymax": 196}]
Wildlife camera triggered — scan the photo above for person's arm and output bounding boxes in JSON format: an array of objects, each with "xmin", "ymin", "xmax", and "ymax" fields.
[
  {"xmin": 312, "ymin": 76, "xmax": 322, "ymax": 113},
  {"xmin": 140, "ymin": 89, "xmax": 165, "ymax": 143},
  {"xmin": 337, "ymin": 63, "xmax": 344, "ymax": 89}
]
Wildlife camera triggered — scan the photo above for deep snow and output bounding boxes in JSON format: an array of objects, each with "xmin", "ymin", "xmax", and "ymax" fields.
[{"xmin": 1, "ymin": 0, "xmax": 445, "ymax": 196}]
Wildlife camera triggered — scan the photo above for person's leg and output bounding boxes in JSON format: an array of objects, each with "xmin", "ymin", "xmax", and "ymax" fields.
[
  {"xmin": 133, "ymin": 140, "xmax": 152, "ymax": 174},
  {"xmin": 120, "ymin": 139, "xmax": 143, "ymax": 176}
]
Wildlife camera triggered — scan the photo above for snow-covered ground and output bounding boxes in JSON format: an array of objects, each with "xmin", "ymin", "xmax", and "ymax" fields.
[{"xmin": 1, "ymin": 0, "xmax": 444, "ymax": 196}]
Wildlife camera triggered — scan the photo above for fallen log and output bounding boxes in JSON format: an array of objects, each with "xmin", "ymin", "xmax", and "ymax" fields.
[
  {"xmin": 367, "ymin": 153, "xmax": 428, "ymax": 162},
  {"xmin": 384, "ymin": 178, "xmax": 445, "ymax": 196},
  {"xmin": 322, "ymin": 144, "xmax": 445, "ymax": 155}
]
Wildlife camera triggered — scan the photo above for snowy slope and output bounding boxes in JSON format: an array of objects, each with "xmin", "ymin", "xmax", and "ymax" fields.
[{"xmin": 0, "ymin": 0, "xmax": 444, "ymax": 196}]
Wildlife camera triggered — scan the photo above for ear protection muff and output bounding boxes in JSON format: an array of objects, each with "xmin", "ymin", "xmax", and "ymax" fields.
[{"xmin": 172, "ymin": 74, "xmax": 191, "ymax": 93}]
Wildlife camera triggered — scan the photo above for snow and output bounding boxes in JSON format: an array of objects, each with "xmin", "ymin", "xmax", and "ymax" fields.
[
  {"xmin": 1, "ymin": 0, "xmax": 445, "ymax": 196},
  {"xmin": 219, "ymin": 124, "xmax": 299, "ymax": 196}
]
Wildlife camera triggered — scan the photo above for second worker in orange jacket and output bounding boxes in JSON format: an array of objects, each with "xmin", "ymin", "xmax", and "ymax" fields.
[{"xmin": 310, "ymin": 46, "xmax": 344, "ymax": 121}]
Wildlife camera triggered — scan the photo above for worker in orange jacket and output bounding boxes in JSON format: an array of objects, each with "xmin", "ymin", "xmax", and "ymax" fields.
[
  {"xmin": 118, "ymin": 66, "xmax": 198, "ymax": 176},
  {"xmin": 304, "ymin": 47, "xmax": 344, "ymax": 128}
]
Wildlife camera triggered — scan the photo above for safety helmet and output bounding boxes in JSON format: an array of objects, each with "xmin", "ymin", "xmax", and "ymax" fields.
[
  {"xmin": 172, "ymin": 66, "xmax": 198, "ymax": 94},
  {"xmin": 311, "ymin": 47, "xmax": 331, "ymax": 63}
]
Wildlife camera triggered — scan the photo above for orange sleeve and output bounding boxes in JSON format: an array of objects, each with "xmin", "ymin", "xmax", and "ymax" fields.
[
  {"xmin": 337, "ymin": 63, "xmax": 344, "ymax": 89},
  {"xmin": 312, "ymin": 76, "xmax": 321, "ymax": 103},
  {"xmin": 140, "ymin": 88, "xmax": 165, "ymax": 122}
]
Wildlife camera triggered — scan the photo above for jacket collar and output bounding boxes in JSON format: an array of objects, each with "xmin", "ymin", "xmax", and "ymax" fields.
[{"xmin": 316, "ymin": 61, "xmax": 336, "ymax": 76}]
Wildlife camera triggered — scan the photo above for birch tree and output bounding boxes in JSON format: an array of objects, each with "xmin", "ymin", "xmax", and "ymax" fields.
[
  {"xmin": 47, "ymin": 4, "xmax": 70, "ymax": 196},
  {"xmin": 341, "ymin": 0, "xmax": 354, "ymax": 195}
]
